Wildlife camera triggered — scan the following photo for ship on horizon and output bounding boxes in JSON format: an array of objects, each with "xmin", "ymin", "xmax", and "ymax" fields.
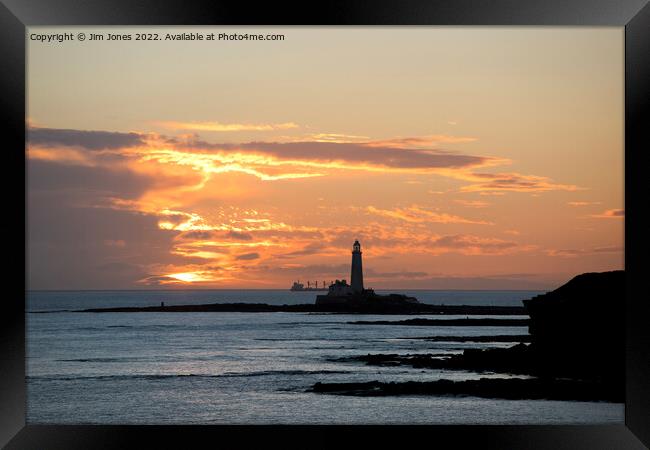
[{"xmin": 289, "ymin": 280, "xmax": 330, "ymax": 292}]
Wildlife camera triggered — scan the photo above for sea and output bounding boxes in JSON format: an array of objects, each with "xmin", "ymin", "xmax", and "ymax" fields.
[{"xmin": 26, "ymin": 290, "xmax": 624, "ymax": 425}]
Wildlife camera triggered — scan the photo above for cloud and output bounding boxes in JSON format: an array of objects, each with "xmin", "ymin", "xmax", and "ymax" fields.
[
  {"xmin": 364, "ymin": 270, "xmax": 429, "ymax": 280},
  {"xmin": 26, "ymin": 124, "xmax": 593, "ymax": 288},
  {"xmin": 431, "ymin": 234, "xmax": 519, "ymax": 254},
  {"xmin": 28, "ymin": 127, "xmax": 145, "ymax": 150},
  {"xmin": 478, "ymin": 191, "xmax": 506, "ymax": 196},
  {"xmin": 170, "ymin": 139, "xmax": 492, "ymax": 177},
  {"xmin": 363, "ymin": 134, "xmax": 478, "ymax": 148},
  {"xmin": 235, "ymin": 252, "xmax": 260, "ymax": 261},
  {"xmin": 275, "ymin": 133, "xmax": 370, "ymax": 143},
  {"xmin": 28, "ymin": 159, "xmax": 153, "ymax": 200},
  {"xmin": 28, "ymin": 126, "xmax": 577, "ymax": 196},
  {"xmin": 227, "ymin": 230, "xmax": 255, "ymax": 240},
  {"xmin": 242, "ymin": 141, "xmax": 487, "ymax": 169},
  {"xmin": 104, "ymin": 239, "xmax": 126, "ymax": 247},
  {"xmin": 275, "ymin": 242, "xmax": 329, "ymax": 259},
  {"xmin": 568, "ymin": 201, "xmax": 601, "ymax": 207},
  {"xmin": 545, "ymin": 245, "xmax": 623, "ymax": 258},
  {"xmin": 591, "ymin": 209, "xmax": 624, "ymax": 218},
  {"xmin": 593, "ymin": 246, "xmax": 623, "ymax": 253},
  {"xmin": 366, "ymin": 205, "xmax": 492, "ymax": 225},
  {"xmin": 157, "ymin": 121, "xmax": 299, "ymax": 132},
  {"xmin": 455, "ymin": 199, "xmax": 490, "ymax": 208},
  {"xmin": 27, "ymin": 192, "xmax": 189, "ymax": 289},
  {"xmin": 138, "ymin": 275, "xmax": 180, "ymax": 285},
  {"xmin": 252, "ymin": 263, "xmax": 350, "ymax": 280},
  {"xmin": 460, "ymin": 172, "xmax": 579, "ymax": 193}
]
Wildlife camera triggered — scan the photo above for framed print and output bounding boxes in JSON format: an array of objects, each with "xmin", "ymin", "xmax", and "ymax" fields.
[{"xmin": 1, "ymin": 0, "xmax": 648, "ymax": 448}]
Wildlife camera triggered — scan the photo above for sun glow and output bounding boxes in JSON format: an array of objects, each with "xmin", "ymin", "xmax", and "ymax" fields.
[{"xmin": 167, "ymin": 272, "xmax": 214, "ymax": 283}]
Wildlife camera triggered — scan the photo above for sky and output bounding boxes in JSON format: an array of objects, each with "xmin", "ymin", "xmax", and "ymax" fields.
[{"xmin": 27, "ymin": 27, "xmax": 624, "ymax": 290}]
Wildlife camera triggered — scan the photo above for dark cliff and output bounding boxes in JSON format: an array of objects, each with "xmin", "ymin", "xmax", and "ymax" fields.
[{"xmin": 523, "ymin": 270, "xmax": 625, "ymax": 385}]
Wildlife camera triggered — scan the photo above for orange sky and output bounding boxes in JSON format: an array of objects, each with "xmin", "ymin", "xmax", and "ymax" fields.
[{"xmin": 26, "ymin": 27, "xmax": 624, "ymax": 290}]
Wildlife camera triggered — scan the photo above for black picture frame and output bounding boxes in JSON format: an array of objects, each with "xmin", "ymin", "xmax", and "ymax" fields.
[{"xmin": 2, "ymin": 1, "xmax": 648, "ymax": 448}]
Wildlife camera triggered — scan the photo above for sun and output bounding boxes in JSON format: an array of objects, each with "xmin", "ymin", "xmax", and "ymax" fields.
[{"xmin": 167, "ymin": 272, "xmax": 211, "ymax": 283}]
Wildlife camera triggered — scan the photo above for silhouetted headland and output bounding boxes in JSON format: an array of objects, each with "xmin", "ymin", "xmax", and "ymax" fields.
[{"xmin": 310, "ymin": 270, "xmax": 625, "ymax": 402}]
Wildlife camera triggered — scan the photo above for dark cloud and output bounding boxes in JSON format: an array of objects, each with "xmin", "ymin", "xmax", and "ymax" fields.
[
  {"xmin": 182, "ymin": 139, "xmax": 489, "ymax": 171},
  {"xmin": 139, "ymin": 275, "xmax": 178, "ymax": 286},
  {"xmin": 547, "ymin": 246, "xmax": 623, "ymax": 257},
  {"xmin": 235, "ymin": 252, "xmax": 260, "ymax": 261},
  {"xmin": 26, "ymin": 191, "xmax": 196, "ymax": 289},
  {"xmin": 433, "ymin": 235, "xmax": 518, "ymax": 251},
  {"xmin": 176, "ymin": 230, "xmax": 254, "ymax": 241},
  {"xmin": 255, "ymin": 263, "xmax": 349, "ymax": 278},
  {"xmin": 178, "ymin": 230, "xmax": 215, "ymax": 240},
  {"xmin": 364, "ymin": 270, "xmax": 429, "ymax": 279},
  {"xmin": 94, "ymin": 262, "xmax": 141, "ymax": 273},
  {"xmin": 227, "ymin": 230, "xmax": 254, "ymax": 241},
  {"xmin": 28, "ymin": 159, "xmax": 153, "ymax": 199},
  {"xmin": 28, "ymin": 127, "xmax": 145, "ymax": 150},
  {"xmin": 274, "ymin": 242, "xmax": 327, "ymax": 259}
]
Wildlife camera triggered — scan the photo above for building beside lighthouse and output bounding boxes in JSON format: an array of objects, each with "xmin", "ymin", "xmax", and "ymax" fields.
[{"xmin": 315, "ymin": 240, "xmax": 419, "ymax": 307}]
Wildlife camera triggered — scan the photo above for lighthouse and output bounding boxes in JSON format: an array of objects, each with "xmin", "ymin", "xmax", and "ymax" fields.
[
  {"xmin": 350, "ymin": 239, "xmax": 364, "ymax": 293},
  {"xmin": 315, "ymin": 239, "xmax": 419, "ymax": 306}
]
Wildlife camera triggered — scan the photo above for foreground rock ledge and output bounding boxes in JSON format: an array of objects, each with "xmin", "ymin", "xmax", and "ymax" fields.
[{"xmin": 309, "ymin": 378, "xmax": 622, "ymax": 402}]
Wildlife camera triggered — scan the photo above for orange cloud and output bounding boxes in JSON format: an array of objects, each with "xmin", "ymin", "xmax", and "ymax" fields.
[
  {"xmin": 276, "ymin": 133, "xmax": 370, "ymax": 143},
  {"xmin": 459, "ymin": 172, "xmax": 579, "ymax": 193},
  {"xmin": 455, "ymin": 199, "xmax": 490, "ymax": 208},
  {"xmin": 546, "ymin": 246, "xmax": 623, "ymax": 258},
  {"xmin": 363, "ymin": 134, "xmax": 478, "ymax": 148},
  {"xmin": 591, "ymin": 209, "xmax": 624, "ymax": 218},
  {"xmin": 568, "ymin": 201, "xmax": 601, "ymax": 206},
  {"xmin": 366, "ymin": 205, "xmax": 492, "ymax": 225},
  {"xmin": 429, "ymin": 234, "xmax": 526, "ymax": 255},
  {"xmin": 156, "ymin": 121, "xmax": 300, "ymax": 132}
]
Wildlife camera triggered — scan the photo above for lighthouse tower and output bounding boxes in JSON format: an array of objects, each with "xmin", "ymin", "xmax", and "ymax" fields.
[{"xmin": 350, "ymin": 240, "xmax": 364, "ymax": 293}]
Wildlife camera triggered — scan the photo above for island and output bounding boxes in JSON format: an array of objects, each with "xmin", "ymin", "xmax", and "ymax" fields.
[{"xmin": 76, "ymin": 302, "xmax": 525, "ymax": 316}]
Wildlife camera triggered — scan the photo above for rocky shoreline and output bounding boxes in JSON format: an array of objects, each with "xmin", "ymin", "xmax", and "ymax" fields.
[
  {"xmin": 396, "ymin": 334, "xmax": 533, "ymax": 342},
  {"xmin": 76, "ymin": 302, "xmax": 526, "ymax": 315},
  {"xmin": 349, "ymin": 318, "xmax": 529, "ymax": 326}
]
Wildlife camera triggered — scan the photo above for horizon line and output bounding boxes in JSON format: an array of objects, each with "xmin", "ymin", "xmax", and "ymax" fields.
[{"xmin": 26, "ymin": 288, "xmax": 548, "ymax": 292}]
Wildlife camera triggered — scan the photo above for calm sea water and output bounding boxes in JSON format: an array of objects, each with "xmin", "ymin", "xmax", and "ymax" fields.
[{"xmin": 26, "ymin": 290, "xmax": 624, "ymax": 424}]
